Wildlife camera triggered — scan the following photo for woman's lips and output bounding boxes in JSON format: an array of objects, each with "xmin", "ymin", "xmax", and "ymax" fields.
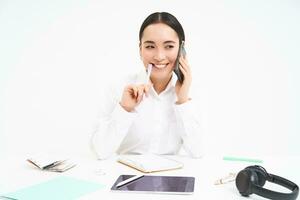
[{"xmin": 152, "ymin": 63, "xmax": 169, "ymax": 69}]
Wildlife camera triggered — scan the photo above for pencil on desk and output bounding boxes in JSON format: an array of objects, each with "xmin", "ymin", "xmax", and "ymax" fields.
[{"xmin": 223, "ymin": 156, "xmax": 263, "ymax": 163}]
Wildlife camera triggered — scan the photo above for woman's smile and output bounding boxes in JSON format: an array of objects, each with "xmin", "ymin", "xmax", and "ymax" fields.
[{"xmin": 151, "ymin": 63, "xmax": 170, "ymax": 69}]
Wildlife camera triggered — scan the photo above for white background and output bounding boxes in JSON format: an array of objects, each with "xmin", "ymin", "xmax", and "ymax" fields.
[{"xmin": 1, "ymin": 0, "xmax": 299, "ymax": 158}]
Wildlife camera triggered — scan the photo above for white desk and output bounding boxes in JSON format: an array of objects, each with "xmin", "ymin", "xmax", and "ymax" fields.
[{"xmin": 0, "ymin": 154, "xmax": 299, "ymax": 199}]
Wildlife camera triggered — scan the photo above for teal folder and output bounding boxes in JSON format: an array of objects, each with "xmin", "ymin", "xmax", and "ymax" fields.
[{"xmin": 1, "ymin": 176, "xmax": 104, "ymax": 200}]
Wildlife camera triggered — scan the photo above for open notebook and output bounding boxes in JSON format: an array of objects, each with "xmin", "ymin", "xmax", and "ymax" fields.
[
  {"xmin": 117, "ymin": 154, "xmax": 184, "ymax": 173},
  {"xmin": 27, "ymin": 154, "xmax": 76, "ymax": 172}
]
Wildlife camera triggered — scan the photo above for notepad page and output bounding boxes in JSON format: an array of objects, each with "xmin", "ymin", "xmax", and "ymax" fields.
[{"xmin": 118, "ymin": 154, "xmax": 183, "ymax": 173}]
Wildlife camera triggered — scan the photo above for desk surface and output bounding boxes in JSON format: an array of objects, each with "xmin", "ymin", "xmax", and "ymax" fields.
[{"xmin": 0, "ymin": 154, "xmax": 299, "ymax": 200}]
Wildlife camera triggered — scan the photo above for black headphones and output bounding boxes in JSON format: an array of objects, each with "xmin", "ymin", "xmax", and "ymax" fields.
[{"xmin": 236, "ymin": 165, "xmax": 299, "ymax": 200}]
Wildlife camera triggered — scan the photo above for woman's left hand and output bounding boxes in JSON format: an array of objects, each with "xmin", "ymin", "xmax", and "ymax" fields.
[{"xmin": 175, "ymin": 56, "xmax": 192, "ymax": 104}]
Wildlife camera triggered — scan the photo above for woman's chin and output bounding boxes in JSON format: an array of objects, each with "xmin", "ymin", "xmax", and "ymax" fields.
[{"xmin": 151, "ymin": 71, "xmax": 173, "ymax": 80}]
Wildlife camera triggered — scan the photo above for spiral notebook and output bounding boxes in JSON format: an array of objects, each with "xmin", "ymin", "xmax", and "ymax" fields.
[{"xmin": 117, "ymin": 154, "xmax": 184, "ymax": 173}]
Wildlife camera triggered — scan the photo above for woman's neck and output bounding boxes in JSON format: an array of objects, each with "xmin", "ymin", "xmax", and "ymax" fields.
[{"xmin": 151, "ymin": 74, "xmax": 172, "ymax": 94}]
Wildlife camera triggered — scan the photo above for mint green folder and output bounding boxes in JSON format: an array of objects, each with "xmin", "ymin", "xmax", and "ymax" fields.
[{"xmin": 1, "ymin": 176, "xmax": 104, "ymax": 200}]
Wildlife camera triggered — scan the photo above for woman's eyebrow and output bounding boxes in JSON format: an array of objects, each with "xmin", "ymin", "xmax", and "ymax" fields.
[
  {"xmin": 143, "ymin": 41, "xmax": 155, "ymax": 44},
  {"xmin": 143, "ymin": 40, "xmax": 176, "ymax": 44},
  {"xmin": 164, "ymin": 40, "xmax": 176, "ymax": 44}
]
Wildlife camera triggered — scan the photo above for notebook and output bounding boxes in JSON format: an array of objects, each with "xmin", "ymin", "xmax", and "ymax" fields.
[
  {"xmin": 27, "ymin": 154, "xmax": 76, "ymax": 172},
  {"xmin": 117, "ymin": 154, "xmax": 184, "ymax": 173},
  {"xmin": 0, "ymin": 176, "xmax": 104, "ymax": 200}
]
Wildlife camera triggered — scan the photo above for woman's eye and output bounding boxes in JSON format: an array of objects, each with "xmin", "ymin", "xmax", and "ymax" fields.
[
  {"xmin": 145, "ymin": 46, "xmax": 155, "ymax": 49},
  {"xmin": 166, "ymin": 45, "xmax": 174, "ymax": 49}
]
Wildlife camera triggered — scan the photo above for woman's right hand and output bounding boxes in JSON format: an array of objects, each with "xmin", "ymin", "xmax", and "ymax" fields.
[{"xmin": 119, "ymin": 84, "xmax": 152, "ymax": 112}]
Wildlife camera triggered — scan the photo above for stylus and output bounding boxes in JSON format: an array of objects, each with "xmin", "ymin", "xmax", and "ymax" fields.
[{"xmin": 116, "ymin": 175, "xmax": 145, "ymax": 188}]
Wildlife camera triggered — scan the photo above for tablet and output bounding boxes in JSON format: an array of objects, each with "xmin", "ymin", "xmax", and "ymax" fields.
[{"xmin": 111, "ymin": 175, "xmax": 195, "ymax": 194}]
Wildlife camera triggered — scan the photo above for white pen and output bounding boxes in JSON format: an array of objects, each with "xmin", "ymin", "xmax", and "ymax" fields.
[
  {"xmin": 116, "ymin": 175, "xmax": 144, "ymax": 188},
  {"xmin": 140, "ymin": 64, "xmax": 152, "ymax": 100},
  {"xmin": 146, "ymin": 64, "xmax": 152, "ymax": 83}
]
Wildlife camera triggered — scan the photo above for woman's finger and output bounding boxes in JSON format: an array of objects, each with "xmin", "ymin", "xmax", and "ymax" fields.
[
  {"xmin": 137, "ymin": 86, "xmax": 144, "ymax": 102},
  {"xmin": 131, "ymin": 85, "xmax": 138, "ymax": 98},
  {"xmin": 179, "ymin": 64, "xmax": 187, "ymax": 76},
  {"xmin": 179, "ymin": 57, "xmax": 190, "ymax": 72},
  {"xmin": 180, "ymin": 55, "xmax": 189, "ymax": 65}
]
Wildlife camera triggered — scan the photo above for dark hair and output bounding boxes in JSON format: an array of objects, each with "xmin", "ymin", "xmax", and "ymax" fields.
[{"xmin": 139, "ymin": 12, "xmax": 185, "ymax": 43}]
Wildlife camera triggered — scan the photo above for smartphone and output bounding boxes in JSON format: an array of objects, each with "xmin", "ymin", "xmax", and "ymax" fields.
[{"xmin": 174, "ymin": 41, "xmax": 186, "ymax": 83}]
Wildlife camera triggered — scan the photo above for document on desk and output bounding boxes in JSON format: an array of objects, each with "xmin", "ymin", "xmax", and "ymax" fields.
[
  {"xmin": 0, "ymin": 176, "xmax": 104, "ymax": 200},
  {"xmin": 118, "ymin": 154, "xmax": 184, "ymax": 173}
]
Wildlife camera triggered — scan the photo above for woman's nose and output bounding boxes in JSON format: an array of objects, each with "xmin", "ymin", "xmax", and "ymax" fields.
[{"xmin": 153, "ymin": 49, "xmax": 166, "ymax": 61}]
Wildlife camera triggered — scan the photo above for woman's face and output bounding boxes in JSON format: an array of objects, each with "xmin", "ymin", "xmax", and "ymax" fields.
[{"xmin": 140, "ymin": 23, "xmax": 179, "ymax": 81}]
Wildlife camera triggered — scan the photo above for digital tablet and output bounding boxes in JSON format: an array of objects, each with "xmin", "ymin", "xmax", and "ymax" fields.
[{"xmin": 111, "ymin": 175, "xmax": 195, "ymax": 194}]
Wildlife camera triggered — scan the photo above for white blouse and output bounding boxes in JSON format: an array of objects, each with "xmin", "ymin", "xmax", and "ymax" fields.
[{"xmin": 91, "ymin": 70, "xmax": 203, "ymax": 159}]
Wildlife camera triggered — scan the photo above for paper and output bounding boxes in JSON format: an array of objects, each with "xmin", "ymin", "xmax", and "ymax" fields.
[
  {"xmin": 1, "ymin": 176, "xmax": 104, "ymax": 200},
  {"xmin": 118, "ymin": 154, "xmax": 184, "ymax": 173}
]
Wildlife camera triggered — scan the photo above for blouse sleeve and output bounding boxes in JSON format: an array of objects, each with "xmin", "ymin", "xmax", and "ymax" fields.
[
  {"xmin": 90, "ymin": 83, "xmax": 136, "ymax": 159},
  {"xmin": 173, "ymin": 99, "xmax": 204, "ymax": 158}
]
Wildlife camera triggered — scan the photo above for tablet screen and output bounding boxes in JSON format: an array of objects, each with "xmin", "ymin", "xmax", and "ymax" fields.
[{"xmin": 111, "ymin": 175, "xmax": 195, "ymax": 194}]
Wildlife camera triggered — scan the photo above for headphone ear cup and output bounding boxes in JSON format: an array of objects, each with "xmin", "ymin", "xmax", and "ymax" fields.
[
  {"xmin": 246, "ymin": 166, "xmax": 267, "ymax": 187},
  {"xmin": 236, "ymin": 169, "xmax": 255, "ymax": 196}
]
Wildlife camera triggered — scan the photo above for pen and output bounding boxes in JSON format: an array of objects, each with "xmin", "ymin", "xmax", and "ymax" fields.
[
  {"xmin": 141, "ymin": 64, "xmax": 152, "ymax": 100},
  {"xmin": 223, "ymin": 156, "xmax": 263, "ymax": 163},
  {"xmin": 116, "ymin": 175, "xmax": 144, "ymax": 188},
  {"xmin": 42, "ymin": 161, "xmax": 61, "ymax": 170},
  {"xmin": 43, "ymin": 160, "xmax": 66, "ymax": 170},
  {"xmin": 146, "ymin": 64, "xmax": 152, "ymax": 83}
]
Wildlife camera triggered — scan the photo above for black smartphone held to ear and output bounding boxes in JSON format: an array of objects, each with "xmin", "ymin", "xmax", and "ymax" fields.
[{"xmin": 174, "ymin": 41, "xmax": 186, "ymax": 83}]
